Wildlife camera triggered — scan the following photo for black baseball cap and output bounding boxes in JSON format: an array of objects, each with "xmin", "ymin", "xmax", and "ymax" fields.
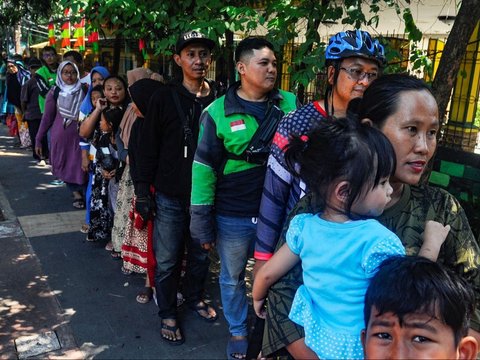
[{"xmin": 175, "ymin": 30, "xmax": 215, "ymax": 54}]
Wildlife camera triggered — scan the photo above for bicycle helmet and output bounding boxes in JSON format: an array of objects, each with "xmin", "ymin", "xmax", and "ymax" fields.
[{"xmin": 326, "ymin": 30, "xmax": 386, "ymax": 67}]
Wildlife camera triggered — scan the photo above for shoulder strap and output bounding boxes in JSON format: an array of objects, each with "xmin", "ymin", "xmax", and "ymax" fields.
[
  {"xmin": 171, "ymin": 88, "xmax": 195, "ymax": 151},
  {"xmin": 225, "ymin": 100, "xmax": 284, "ymax": 163},
  {"xmin": 53, "ymin": 86, "xmax": 61, "ymax": 101}
]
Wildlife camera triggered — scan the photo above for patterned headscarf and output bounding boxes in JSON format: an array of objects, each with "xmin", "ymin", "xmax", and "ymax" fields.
[
  {"xmin": 56, "ymin": 61, "xmax": 85, "ymax": 127},
  {"xmin": 7, "ymin": 58, "xmax": 30, "ymax": 85}
]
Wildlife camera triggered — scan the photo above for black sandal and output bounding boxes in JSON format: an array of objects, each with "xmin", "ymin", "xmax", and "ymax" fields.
[
  {"xmin": 190, "ymin": 301, "xmax": 218, "ymax": 322},
  {"xmin": 161, "ymin": 319, "xmax": 184, "ymax": 346},
  {"xmin": 72, "ymin": 198, "xmax": 85, "ymax": 209}
]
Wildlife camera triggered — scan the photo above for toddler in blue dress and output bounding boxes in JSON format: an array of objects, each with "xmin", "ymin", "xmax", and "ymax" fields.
[{"xmin": 252, "ymin": 117, "xmax": 450, "ymax": 359}]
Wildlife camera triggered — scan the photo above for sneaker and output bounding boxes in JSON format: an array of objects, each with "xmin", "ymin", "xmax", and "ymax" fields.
[
  {"xmin": 49, "ymin": 179, "xmax": 65, "ymax": 186},
  {"xmin": 37, "ymin": 160, "xmax": 47, "ymax": 167}
]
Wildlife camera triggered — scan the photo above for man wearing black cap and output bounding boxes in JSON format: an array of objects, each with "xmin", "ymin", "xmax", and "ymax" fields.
[
  {"xmin": 21, "ymin": 57, "xmax": 47, "ymax": 163},
  {"xmin": 135, "ymin": 30, "xmax": 220, "ymax": 345}
]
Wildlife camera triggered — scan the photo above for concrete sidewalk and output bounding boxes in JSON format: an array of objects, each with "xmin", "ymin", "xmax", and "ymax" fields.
[
  {"xmin": 0, "ymin": 123, "xmax": 248, "ymax": 359},
  {"xmin": 0, "ymin": 136, "xmax": 82, "ymax": 358}
]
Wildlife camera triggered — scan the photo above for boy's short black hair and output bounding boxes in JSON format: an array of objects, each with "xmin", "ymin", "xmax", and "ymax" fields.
[
  {"xmin": 63, "ymin": 50, "xmax": 83, "ymax": 64},
  {"xmin": 365, "ymin": 256, "xmax": 476, "ymax": 346},
  {"xmin": 28, "ymin": 57, "xmax": 42, "ymax": 69},
  {"xmin": 41, "ymin": 46, "xmax": 57, "ymax": 55},
  {"xmin": 102, "ymin": 106, "xmax": 124, "ymax": 135},
  {"xmin": 234, "ymin": 37, "xmax": 275, "ymax": 63}
]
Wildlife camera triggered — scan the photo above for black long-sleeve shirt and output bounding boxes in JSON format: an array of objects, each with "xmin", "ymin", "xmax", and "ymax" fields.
[{"xmin": 135, "ymin": 80, "xmax": 217, "ymax": 203}]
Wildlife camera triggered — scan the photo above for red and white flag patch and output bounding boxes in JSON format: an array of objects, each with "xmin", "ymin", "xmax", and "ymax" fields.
[{"xmin": 230, "ymin": 119, "xmax": 246, "ymax": 132}]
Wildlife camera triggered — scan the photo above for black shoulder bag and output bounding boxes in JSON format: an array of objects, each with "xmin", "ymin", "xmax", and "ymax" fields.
[{"xmin": 227, "ymin": 102, "xmax": 285, "ymax": 165}]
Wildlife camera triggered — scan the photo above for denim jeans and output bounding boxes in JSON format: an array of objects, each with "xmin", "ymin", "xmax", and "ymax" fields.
[
  {"xmin": 153, "ymin": 192, "xmax": 210, "ymax": 319},
  {"xmin": 85, "ymin": 171, "xmax": 93, "ymax": 224},
  {"xmin": 216, "ymin": 214, "xmax": 257, "ymax": 337}
]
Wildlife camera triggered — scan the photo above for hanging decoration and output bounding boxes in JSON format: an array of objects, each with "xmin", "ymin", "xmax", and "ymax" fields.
[
  {"xmin": 61, "ymin": 8, "xmax": 71, "ymax": 49},
  {"xmin": 88, "ymin": 29, "xmax": 99, "ymax": 54},
  {"xmin": 139, "ymin": 39, "xmax": 149, "ymax": 60},
  {"xmin": 48, "ymin": 21, "xmax": 55, "ymax": 46},
  {"xmin": 73, "ymin": 17, "xmax": 85, "ymax": 51}
]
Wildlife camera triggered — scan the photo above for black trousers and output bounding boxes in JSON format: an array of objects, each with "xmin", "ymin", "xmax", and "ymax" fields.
[{"xmin": 25, "ymin": 118, "xmax": 48, "ymax": 160}]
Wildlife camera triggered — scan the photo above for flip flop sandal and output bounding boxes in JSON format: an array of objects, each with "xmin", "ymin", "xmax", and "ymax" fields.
[
  {"xmin": 190, "ymin": 301, "xmax": 218, "ymax": 322},
  {"xmin": 136, "ymin": 287, "xmax": 153, "ymax": 304},
  {"xmin": 80, "ymin": 224, "xmax": 89, "ymax": 233},
  {"xmin": 161, "ymin": 320, "xmax": 185, "ymax": 346},
  {"xmin": 105, "ymin": 241, "xmax": 113, "ymax": 251},
  {"xmin": 227, "ymin": 337, "xmax": 248, "ymax": 360},
  {"xmin": 50, "ymin": 179, "xmax": 65, "ymax": 186},
  {"xmin": 73, "ymin": 199, "xmax": 85, "ymax": 209}
]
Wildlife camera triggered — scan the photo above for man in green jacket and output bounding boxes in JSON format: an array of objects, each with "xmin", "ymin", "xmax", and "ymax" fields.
[
  {"xmin": 35, "ymin": 46, "xmax": 58, "ymax": 113},
  {"xmin": 190, "ymin": 37, "xmax": 298, "ymax": 360}
]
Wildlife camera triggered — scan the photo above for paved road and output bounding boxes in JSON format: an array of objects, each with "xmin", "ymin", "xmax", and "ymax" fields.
[{"xmin": 0, "ymin": 122, "xmax": 253, "ymax": 359}]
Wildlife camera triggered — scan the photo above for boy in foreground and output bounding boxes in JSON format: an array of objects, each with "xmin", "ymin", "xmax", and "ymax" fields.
[{"xmin": 362, "ymin": 256, "xmax": 478, "ymax": 359}]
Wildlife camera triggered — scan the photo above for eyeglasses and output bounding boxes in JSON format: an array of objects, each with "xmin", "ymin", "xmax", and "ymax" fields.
[
  {"xmin": 340, "ymin": 67, "xmax": 378, "ymax": 82},
  {"xmin": 61, "ymin": 71, "xmax": 77, "ymax": 77},
  {"xmin": 43, "ymin": 53, "xmax": 55, "ymax": 58}
]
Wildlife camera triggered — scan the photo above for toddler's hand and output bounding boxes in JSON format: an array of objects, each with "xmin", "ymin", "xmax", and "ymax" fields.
[
  {"xmin": 420, "ymin": 220, "xmax": 450, "ymax": 261},
  {"xmin": 96, "ymin": 98, "xmax": 108, "ymax": 111},
  {"xmin": 424, "ymin": 220, "xmax": 450, "ymax": 246},
  {"xmin": 253, "ymin": 298, "xmax": 267, "ymax": 319}
]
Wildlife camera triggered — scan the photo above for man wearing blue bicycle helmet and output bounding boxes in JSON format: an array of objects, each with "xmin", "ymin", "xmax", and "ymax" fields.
[{"xmin": 252, "ymin": 30, "xmax": 386, "ymax": 359}]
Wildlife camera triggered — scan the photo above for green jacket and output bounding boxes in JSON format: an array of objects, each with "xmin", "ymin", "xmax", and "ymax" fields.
[
  {"xmin": 35, "ymin": 65, "xmax": 57, "ymax": 113},
  {"xmin": 190, "ymin": 81, "xmax": 298, "ymax": 245}
]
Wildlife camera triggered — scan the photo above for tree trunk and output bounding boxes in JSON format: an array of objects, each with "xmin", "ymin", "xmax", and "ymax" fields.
[
  {"xmin": 14, "ymin": 22, "xmax": 21, "ymax": 55},
  {"xmin": 112, "ymin": 34, "xmax": 122, "ymax": 75},
  {"xmin": 431, "ymin": 0, "xmax": 480, "ymax": 123},
  {"xmin": 225, "ymin": 30, "xmax": 235, "ymax": 86}
]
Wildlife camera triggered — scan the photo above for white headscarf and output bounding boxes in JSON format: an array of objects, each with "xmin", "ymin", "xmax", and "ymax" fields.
[{"xmin": 56, "ymin": 60, "xmax": 84, "ymax": 127}]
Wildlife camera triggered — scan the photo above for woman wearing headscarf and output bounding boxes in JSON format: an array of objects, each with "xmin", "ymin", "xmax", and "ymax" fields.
[
  {"xmin": 83, "ymin": 75, "xmax": 129, "ymax": 243},
  {"xmin": 0, "ymin": 54, "xmax": 14, "ymax": 125},
  {"xmin": 117, "ymin": 78, "xmax": 163, "ymax": 304},
  {"xmin": 6, "ymin": 58, "xmax": 31, "ymax": 147},
  {"xmin": 78, "ymin": 66, "xmax": 110, "ymax": 234},
  {"xmin": 79, "ymin": 65, "xmax": 110, "ymax": 120},
  {"xmin": 110, "ymin": 67, "xmax": 164, "ymax": 259},
  {"xmin": 35, "ymin": 60, "xmax": 87, "ymax": 208}
]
